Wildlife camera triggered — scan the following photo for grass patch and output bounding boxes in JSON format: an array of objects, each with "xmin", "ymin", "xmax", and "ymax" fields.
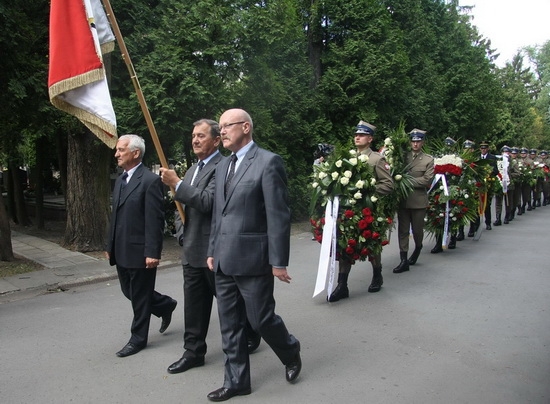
[{"xmin": 0, "ymin": 255, "xmax": 43, "ymax": 278}]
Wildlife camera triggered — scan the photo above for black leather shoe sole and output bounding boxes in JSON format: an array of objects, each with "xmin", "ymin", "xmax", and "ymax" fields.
[
  {"xmin": 116, "ymin": 342, "xmax": 145, "ymax": 357},
  {"xmin": 167, "ymin": 356, "xmax": 205, "ymax": 374},
  {"xmin": 207, "ymin": 387, "xmax": 251, "ymax": 402}
]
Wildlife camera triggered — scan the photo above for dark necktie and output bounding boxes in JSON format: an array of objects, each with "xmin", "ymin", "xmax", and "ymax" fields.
[
  {"xmin": 121, "ymin": 172, "xmax": 128, "ymax": 188},
  {"xmin": 191, "ymin": 161, "xmax": 204, "ymax": 186},
  {"xmin": 225, "ymin": 154, "xmax": 238, "ymax": 197},
  {"xmin": 118, "ymin": 172, "xmax": 128, "ymax": 206}
]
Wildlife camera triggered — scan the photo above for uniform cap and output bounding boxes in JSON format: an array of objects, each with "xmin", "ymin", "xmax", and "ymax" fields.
[
  {"xmin": 355, "ymin": 121, "xmax": 376, "ymax": 136},
  {"xmin": 409, "ymin": 129, "xmax": 426, "ymax": 141}
]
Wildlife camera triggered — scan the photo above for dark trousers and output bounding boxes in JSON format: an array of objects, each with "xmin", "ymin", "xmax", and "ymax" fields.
[
  {"xmin": 116, "ymin": 265, "xmax": 173, "ymax": 346},
  {"xmin": 215, "ymin": 270, "xmax": 299, "ymax": 390},
  {"xmin": 183, "ymin": 263, "xmax": 216, "ymax": 358}
]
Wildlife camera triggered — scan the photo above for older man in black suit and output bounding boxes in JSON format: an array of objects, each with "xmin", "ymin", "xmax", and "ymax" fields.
[
  {"xmin": 205, "ymin": 109, "xmax": 301, "ymax": 402},
  {"xmin": 105, "ymin": 134, "xmax": 177, "ymax": 358}
]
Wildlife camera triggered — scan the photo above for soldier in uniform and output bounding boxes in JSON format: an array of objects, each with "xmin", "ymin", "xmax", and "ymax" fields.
[
  {"xmin": 508, "ymin": 147, "xmax": 522, "ymax": 219},
  {"xmin": 519, "ymin": 147, "xmax": 534, "ymax": 213},
  {"xmin": 539, "ymin": 151, "xmax": 550, "ymax": 206},
  {"xmin": 530, "ymin": 148, "xmax": 543, "ymax": 208},
  {"xmin": 393, "ymin": 129, "xmax": 434, "ymax": 273},
  {"xmin": 328, "ymin": 121, "xmax": 394, "ymax": 302}
]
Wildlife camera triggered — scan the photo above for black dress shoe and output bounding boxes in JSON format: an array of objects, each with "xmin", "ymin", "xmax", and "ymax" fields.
[
  {"xmin": 456, "ymin": 231, "xmax": 465, "ymax": 241},
  {"xmin": 247, "ymin": 334, "xmax": 261, "ymax": 354},
  {"xmin": 207, "ymin": 387, "xmax": 251, "ymax": 402},
  {"xmin": 430, "ymin": 245, "xmax": 443, "ymax": 253},
  {"xmin": 285, "ymin": 348, "xmax": 302, "ymax": 383},
  {"xmin": 467, "ymin": 229, "xmax": 475, "ymax": 237},
  {"xmin": 486, "ymin": 224, "xmax": 492, "ymax": 230},
  {"xmin": 167, "ymin": 356, "xmax": 205, "ymax": 374},
  {"xmin": 493, "ymin": 219, "xmax": 502, "ymax": 226},
  {"xmin": 116, "ymin": 342, "xmax": 145, "ymax": 357},
  {"xmin": 159, "ymin": 299, "xmax": 177, "ymax": 333}
]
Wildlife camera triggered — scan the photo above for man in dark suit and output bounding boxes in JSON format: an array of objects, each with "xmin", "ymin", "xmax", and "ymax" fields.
[
  {"xmin": 205, "ymin": 109, "xmax": 301, "ymax": 402},
  {"xmin": 393, "ymin": 129, "xmax": 434, "ymax": 273},
  {"xmin": 159, "ymin": 119, "xmax": 260, "ymax": 375},
  {"xmin": 105, "ymin": 134, "xmax": 177, "ymax": 358}
]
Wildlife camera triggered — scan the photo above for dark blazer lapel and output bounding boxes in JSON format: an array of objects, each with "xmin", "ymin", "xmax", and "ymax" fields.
[
  {"xmin": 118, "ymin": 164, "xmax": 144, "ymax": 207},
  {"xmin": 224, "ymin": 144, "xmax": 257, "ymax": 203},
  {"xmin": 195, "ymin": 153, "xmax": 221, "ymax": 186}
]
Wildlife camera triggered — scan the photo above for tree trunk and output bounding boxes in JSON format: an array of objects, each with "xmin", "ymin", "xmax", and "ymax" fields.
[
  {"xmin": 8, "ymin": 161, "xmax": 32, "ymax": 226},
  {"xmin": 64, "ymin": 131, "xmax": 111, "ymax": 252},
  {"xmin": 0, "ymin": 191, "xmax": 14, "ymax": 261},
  {"xmin": 34, "ymin": 137, "xmax": 45, "ymax": 229}
]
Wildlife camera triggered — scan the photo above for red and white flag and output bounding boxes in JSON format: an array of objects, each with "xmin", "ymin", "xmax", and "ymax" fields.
[{"xmin": 48, "ymin": 0, "xmax": 117, "ymax": 148}]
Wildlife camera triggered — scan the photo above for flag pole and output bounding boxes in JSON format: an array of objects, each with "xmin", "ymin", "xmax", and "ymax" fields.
[{"xmin": 101, "ymin": 0, "xmax": 185, "ymax": 223}]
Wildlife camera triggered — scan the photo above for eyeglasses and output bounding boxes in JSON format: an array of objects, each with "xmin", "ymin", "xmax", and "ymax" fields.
[{"xmin": 219, "ymin": 121, "xmax": 245, "ymax": 131}]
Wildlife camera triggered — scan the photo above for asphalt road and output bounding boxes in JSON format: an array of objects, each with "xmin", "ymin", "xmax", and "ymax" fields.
[{"xmin": 1, "ymin": 207, "xmax": 549, "ymax": 403}]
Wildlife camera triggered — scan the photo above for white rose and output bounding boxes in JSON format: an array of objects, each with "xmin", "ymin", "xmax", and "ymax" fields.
[
  {"xmin": 335, "ymin": 160, "xmax": 343, "ymax": 168},
  {"xmin": 354, "ymin": 191, "xmax": 362, "ymax": 199},
  {"xmin": 452, "ymin": 217, "xmax": 457, "ymax": 221},
  {"xmin": 331, "ymin": 172, "xmax": 339, "ymax": 180},
  {"xmin": 349, "ymin": 199, "xmax": 357, "ymax": 205},
  {"xmin": 465, "ymin": 194, "xmax": 469, "ymax": 199},
  {"xmin": 377, "ymin": 217, "xmax": 384, "ymax": 222},
  {"xmin": 439, "ymin": 213, "xmax": 444, "ymax": 217},
  {"xmin": 318, "ymin": 172, "xmax": 327, "ymax": 179},
  {"xmin": 394, "ymin": 174, "xmax": 402, "ymax": 181},
  {"xmin": 371, "ymin": 196, "xmax": 378, "ymax": 203},
  {"xmin": 356, "ymin": 180, "xmax": 365, "ymax": 189},
  {"xmin": 349, "ymin": 158, "xmax": 358, "ymax": 166},
  {"xmin": 439, "ymin": 185, "xmax": 444, "ymax": 190},
  {"xmin": 371, "ymin": 178, "xmax": 377, "ymax": 186},
  {"xmin": 321, "ymin": 190, "xmax": 327, "ymax": 195},
  {"xmin": 349, "ymin": 149, "xmax": 357, "ymax": 156},
  {"xmin": 312, "ymin": 182, "xmax": 319, "ymax": 188},
  {"xmin": 340, "ymin": 177, "xmax": 350, "ymax": 185},
  {"xmin": 384, "ymin": 137, "xmax": 391, "ymax": 146},
  {"xmin": 358, "ymin": 154, "xmax": 368, "ymax": 162},
  {"xmin": 344, "ymin": 170, "xmax": 352, "ymax": 178}
]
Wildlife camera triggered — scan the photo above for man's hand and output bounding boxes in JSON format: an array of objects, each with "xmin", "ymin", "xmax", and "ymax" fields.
[
  {"xmin": 145, "ymin": 257, "xmax": 159, "ymax": 269},
  {"xmin": 273, "ymin": 267, "xmax": 291, "ymax": 283},
  {"xmin": 207, "ymin": 257, "xmax": 214, "ymax": 271},
  {"xmin": 159, "ymin": 167, "xmax": 181, "ymax": 188}
]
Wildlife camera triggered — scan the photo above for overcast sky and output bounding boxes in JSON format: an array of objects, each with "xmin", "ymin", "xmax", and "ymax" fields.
[{"xmin": 459, "ymin": 0, "xmax": 550, "ymax": 66}]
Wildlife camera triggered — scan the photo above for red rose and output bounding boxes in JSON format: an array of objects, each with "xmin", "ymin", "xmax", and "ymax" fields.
[
  {"xmin": 310, "ymin": 218, "xmax": 317, "ymax": 226},
  {"xmin": 372, "ymin": 232, "xmax": 380, "ymax": 240},
  {"xmin": 348, "ymin": 239, "xmax": 357, "ymax": 247},
  {"xmin": 381, "ymin": 239, "xmax": 389, "ymax": 246},
  {"xmin": 360, "ymin": 248, "xmax": 369, "ymax": 256},
  {"xmin": 386, "ymin": 217, "xmax": 393, "ymax": 224},
  {"xmin": 362, "ymin": 230, "xmax": 372, "ymax": 239},
  {"xmin": 358, "ymin": 219, "xmax": 369, "ymax": 229},
  {"xmin": 362, "ymin": 208, "xmax": 372, "ymax": 216},
  {"xmin": 365, "ymin": 215, "xmax": 374, "ymax": 224},
  {"xmin": 345, "ymin": 246, "xmax": 354, "ymax": 255},
  {"xmin": 344, "ymin": 210, "xmax": 354, "ymax": 219},
  {"xmin": 320, "ymin": 217, "xmax": 325, "ymax": 225}
]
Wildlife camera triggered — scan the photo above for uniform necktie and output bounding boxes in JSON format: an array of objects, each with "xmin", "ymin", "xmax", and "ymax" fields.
[
  {"xmin": 191, "ymin": 161, "xmax": 204, "ymax": 186},
  {"xmin": 225, "ymin": 154, "xmax": 238, "ymax": 197}
]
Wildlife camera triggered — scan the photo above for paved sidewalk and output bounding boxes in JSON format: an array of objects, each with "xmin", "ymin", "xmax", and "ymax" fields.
[{"xmin": 0, "ymin": 231, "xmax": 177, "ymax": 295}]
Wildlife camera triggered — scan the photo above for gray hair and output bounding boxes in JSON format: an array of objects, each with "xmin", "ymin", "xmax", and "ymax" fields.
[
  {"xmin": 193, "ymin": 119, "xmax": 220, "ymax": 138},
  {"xmin": 119, "ymin": 134, "xmax": 145, "ymax": 160}
]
